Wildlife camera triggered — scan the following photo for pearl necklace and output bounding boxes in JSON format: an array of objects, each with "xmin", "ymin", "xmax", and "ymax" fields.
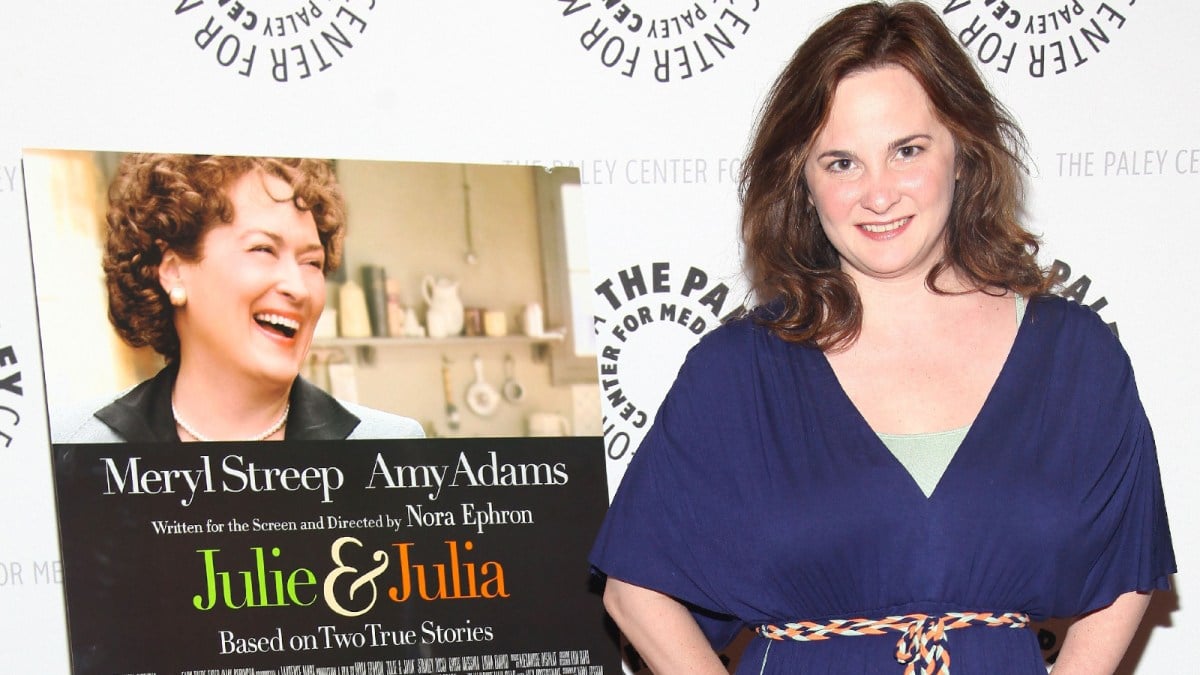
[{"xmin": 172, "ymin": 401, "xmax": 290, "ymax": 442}]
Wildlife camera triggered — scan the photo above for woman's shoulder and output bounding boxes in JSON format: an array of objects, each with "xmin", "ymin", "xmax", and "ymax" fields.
[
  {"xmin": 52, "ymin": 375, "xmax": 160, "ymax": 444},
  {"xmin": 691, "ymin": 305, "xmax": 783, "ymax": 351},
  {"xmin": 341, "ymin": 401, "xmax": 426, "ymax": 440},
  {"xmin": 665, "ymin": 307, "xmax": 815, "ymax": 398},
  {"xmin": 675, "ymin": 313, "xmax": 759, "ymax": 378},
  {"xmin": 1027, "ymin": 294, "xmax": 1125, "ymax": 359},
  {"xmin": 53, "ymin": 400, "xmax": 128, "ymax": 443},
  {"xmin": 289, "ymin": 376, "xmax": 424, "ymax": 440},
  {"xmin": 1023, "ymin": 296, "xmax": 1140, "ymax": 414},
  {"xmin": 1029, "ymin": 293, "xmax": 1108, "ymax": 327},
  {"xmin": 686, "ymin": 304, "xmax": 813, "ymax": 364}
]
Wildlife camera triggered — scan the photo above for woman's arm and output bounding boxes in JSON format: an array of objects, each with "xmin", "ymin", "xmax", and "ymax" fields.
[
  {"xmin": 603, "ymin": 578, "xmax": 729, "ymax": 675},
  {"xmin": 1050, "ymin": 590, "xmax": 1152, "ymax": 674}
]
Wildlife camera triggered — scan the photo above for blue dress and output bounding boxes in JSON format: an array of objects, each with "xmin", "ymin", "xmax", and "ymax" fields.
[{"xmin": 590, "ymin": 296, "xmax": 1175, "ymax": 674}]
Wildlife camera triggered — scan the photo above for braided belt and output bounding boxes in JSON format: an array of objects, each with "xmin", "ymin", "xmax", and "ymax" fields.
[{"xmin": 756, "ymin": 611, "xmax": 1030, "ymax": 675}]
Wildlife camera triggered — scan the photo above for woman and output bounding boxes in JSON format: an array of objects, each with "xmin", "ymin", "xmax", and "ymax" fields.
[
  {"xmin": 57, "ymin": 154, "xmax": 423, "ymax": 442},
  {"xmin": 590, "ymin": 3, "xmax": 1174, "ymax": 674}
]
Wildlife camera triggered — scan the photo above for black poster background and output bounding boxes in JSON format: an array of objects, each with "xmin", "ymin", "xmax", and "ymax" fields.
[{"xmin": 52, "ymin": 437, "xmax": 618, "ymax": 674}]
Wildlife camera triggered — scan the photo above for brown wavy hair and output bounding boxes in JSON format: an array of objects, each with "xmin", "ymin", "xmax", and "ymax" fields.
[
  {"xmin": 103, "ymin": 154, "xmax": 346, "ymax": 361},
  {"xmin": 741, "ymin": 1, "xmax": 1051, "ymax": 350}
]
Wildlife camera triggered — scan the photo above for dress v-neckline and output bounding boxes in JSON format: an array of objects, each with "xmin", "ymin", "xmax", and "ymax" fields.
[{"xmin": 813, "ymin": 297, "xmax": 1035, "ymax": 501}]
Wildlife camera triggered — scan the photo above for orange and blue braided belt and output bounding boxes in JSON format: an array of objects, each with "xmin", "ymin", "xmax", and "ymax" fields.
[{"xmin": 756, "ymin": 611, "xmax": 1031, "ymax": 675}]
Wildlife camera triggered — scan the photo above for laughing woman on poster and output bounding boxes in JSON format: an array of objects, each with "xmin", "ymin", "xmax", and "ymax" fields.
[
  {"xmin": 590, "ymin": 2, "xmax": 1174, "ymax": 674},
  {"xmin": 58, "ymin": 154, "xmax": 423, "ymax": 442}
]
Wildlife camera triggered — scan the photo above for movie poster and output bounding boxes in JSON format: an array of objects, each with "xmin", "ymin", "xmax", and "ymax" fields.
[{"xmin": 25, "ymin": 151, "xmax": 618, "ymax": 673}]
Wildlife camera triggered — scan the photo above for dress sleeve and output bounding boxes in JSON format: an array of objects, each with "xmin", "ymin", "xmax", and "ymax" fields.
[
  {"xmin": 1054, "ymin": 315, "xmax": 1176, "ymax": 617},
  {"xmin": 589, "ymin": 330, "xmax": 750, "ymax": 649},
  {"xmin": 1069, "ymin": 395, "xmax": 1175, "ymax": 615}
]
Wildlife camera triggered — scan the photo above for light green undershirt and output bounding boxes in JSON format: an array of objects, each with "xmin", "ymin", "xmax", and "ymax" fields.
[{"xmin": 877, "ymin": 294, "xmax": 1025, "ymax": 497}]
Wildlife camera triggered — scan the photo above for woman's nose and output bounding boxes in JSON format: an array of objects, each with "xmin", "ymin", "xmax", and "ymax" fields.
[
  {"xmin": 274, "ymin": 258, "xmax": 310, "ymax": 301},
  {"xmin": 860, "ymin": 168, "xmax": 900, "ymax": 214}
]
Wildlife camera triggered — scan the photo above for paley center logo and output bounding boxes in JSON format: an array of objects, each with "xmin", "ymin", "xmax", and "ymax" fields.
[
  {"xmin": 168, "ymin": 0, "xmax": 378, "ymax": 82},
  {"xmin": 554, "ymin": 0, "xmax": 762, "ymax": 82},
  {"xmin": 593, "ymin": 262, "xmax": 738, "ymax": 463},
  {"xmin": 940, "ymin": 1, "xmax": 1139, "ymax": 78},
  {"xmin": 0, "ymin": 320, "xmax": 23, "ymax": 450}
]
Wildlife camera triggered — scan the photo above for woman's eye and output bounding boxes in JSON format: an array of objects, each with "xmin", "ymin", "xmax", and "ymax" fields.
[
  {"xmin": 829, "ymin": 159, "xmax": 854, "ymax": 172},
  {"xmin": 250, "ymin": 244, "xmax": 275, "ymax": 255},
  {"xmin": 898, "ymin": 145, "xmax": 923, "ymax": 159}
]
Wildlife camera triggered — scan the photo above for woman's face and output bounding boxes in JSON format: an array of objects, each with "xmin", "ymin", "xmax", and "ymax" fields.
[
  {"xmin": 165, "ymin": 170, "xmax": 326, "ymax": 389},
  {"xmin": 803, "ymin": 65, "xmax": 958, "ymax": 284}
]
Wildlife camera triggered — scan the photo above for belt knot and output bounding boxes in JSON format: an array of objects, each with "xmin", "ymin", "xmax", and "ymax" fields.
[
  {"xmin": 756, "ymin": 611, "xmax": 1030, "ymax": 675},
  {"xmin": 895, "ymin": 614, "xmax": 947, "ymax": 675}
]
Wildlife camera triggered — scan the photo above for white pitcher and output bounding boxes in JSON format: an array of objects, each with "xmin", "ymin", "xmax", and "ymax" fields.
[{"xmin": 422, "ymin": 275, "xmax": 465, "ymax": 337}]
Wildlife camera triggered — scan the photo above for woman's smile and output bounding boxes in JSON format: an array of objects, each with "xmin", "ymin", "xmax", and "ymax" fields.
[
  {"xmin": 253, "ymin": 311, "xmax": 302, "ymax": 339},
  {"xmin": 858, "ymin": 216, "xmax": 912, "ymax": 238}
]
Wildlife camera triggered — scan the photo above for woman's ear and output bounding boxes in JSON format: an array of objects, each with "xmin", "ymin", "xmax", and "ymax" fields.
[
  {"xmin": 158, "ymin": 249, "xmax": 181, "ymax": 293},
  {"xmin": 158, "ymin": 249, "xmax": 188, "ymax": 307}
]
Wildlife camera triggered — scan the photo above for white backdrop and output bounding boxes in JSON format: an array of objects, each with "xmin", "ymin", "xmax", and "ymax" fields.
[{"xmin": 0, "ymin": 1, "xmax": 1194, "ymax": 672}]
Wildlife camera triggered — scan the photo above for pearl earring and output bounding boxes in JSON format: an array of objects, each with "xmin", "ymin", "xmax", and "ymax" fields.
[{"xmin": 169, "ymin": 287, "xmax": 187, "ymax": 307}]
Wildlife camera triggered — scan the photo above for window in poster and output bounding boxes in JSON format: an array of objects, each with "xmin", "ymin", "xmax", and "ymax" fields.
[{"xmin": 535, "ymin": 167, "xmax": 597, "ymax": 386}]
